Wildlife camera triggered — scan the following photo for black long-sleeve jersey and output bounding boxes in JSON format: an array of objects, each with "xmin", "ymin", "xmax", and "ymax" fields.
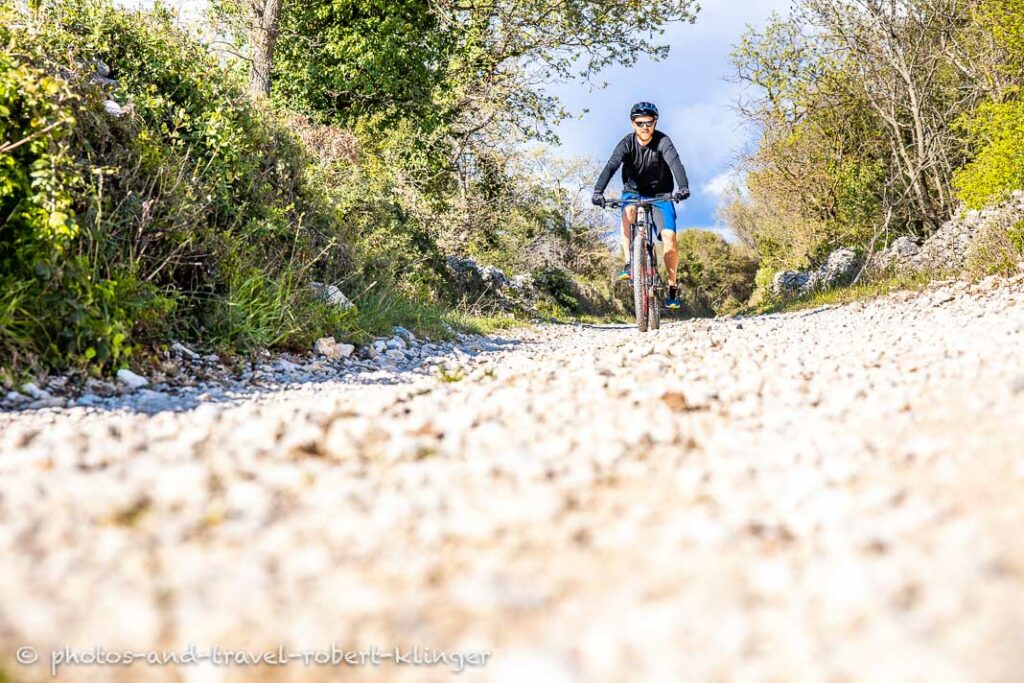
[{"xmin": 594, "ymin": 131, "xmax": 690, "ymax": 196}]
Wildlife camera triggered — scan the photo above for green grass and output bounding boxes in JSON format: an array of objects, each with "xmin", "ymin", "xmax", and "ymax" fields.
[
  {"xmin": 446, "ymin": 304, "xmax": 629, "ymax": 336},
  {"xmin": 562, "ymin": 312, "xmax": 632, "ymax": 325},
  {"xmin": 338, "ymin": 290, "xmax": 534, "ymax": 343},
  {"xmin": 337, "ymin": 290, "xmax": 452, "ymax": 344},
  {"xmin": 451, "ymin": 313, "xmax": 528, "ymax": 335},
  {"xmin": 742, "ymin": 271, "xmax": 938, "ymax": 316},
  {"xmin": 435, "ymin": 364, "xmax": 467, "ymax": 382}
]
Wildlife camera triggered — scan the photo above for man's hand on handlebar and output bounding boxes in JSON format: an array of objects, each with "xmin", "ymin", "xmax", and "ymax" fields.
[
  {"xmin": 672, "ymin": 188, "xmax": 691, "ymax": 203},
  {"xmin": 591, "ymin": 192, "xmax": 606, "ymax": 208}
]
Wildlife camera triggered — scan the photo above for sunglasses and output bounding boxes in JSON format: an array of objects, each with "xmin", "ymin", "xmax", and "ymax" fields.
[{"xmin": 633, "ymin": 120, "xmax": 656, "ymax": 129}]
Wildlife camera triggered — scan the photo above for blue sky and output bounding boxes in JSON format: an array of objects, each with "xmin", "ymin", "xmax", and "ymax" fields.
[{"xmin": 550, "ymin": 0, "xmax": 793, "ymax": 237}]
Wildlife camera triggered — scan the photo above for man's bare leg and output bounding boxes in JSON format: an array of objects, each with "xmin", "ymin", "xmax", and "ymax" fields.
[
  {"xmin": 621, "ymin": 206, "xmax": 637, "ymax": 263},
  {"xmin": 662, "ymin": 229, "xmax": 679, "ymax": 287}
]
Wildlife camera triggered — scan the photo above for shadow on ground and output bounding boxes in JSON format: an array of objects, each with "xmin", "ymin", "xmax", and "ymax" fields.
[{"xmin": 0, "ymin": 337, "xmax": 525, "ymax": 421}]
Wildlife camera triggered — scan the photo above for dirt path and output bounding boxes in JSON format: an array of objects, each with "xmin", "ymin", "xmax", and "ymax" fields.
[{"xmin": 2, "ymin": 278, "xmax": 1023, "ymax": 682}]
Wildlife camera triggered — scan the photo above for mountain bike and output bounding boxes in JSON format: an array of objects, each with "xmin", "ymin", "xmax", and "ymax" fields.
[{"xmin": 606, "ymin": 194, "xmax": 675, "ymax": 332}]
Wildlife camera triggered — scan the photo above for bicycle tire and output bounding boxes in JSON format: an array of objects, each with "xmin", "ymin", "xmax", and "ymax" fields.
[
  {"xmin": 633, "ymin": 234, "xmax": 649, "ymax": 332},
  {"xmin": 648, "ymin": 274, "xmax": 661, "ymax": 330}
]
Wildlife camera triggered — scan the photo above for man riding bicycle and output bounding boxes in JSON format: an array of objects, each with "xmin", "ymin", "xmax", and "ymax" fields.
[{"xmin": 592, "ymin": 102, "xmax": 691, "ymax": 310}]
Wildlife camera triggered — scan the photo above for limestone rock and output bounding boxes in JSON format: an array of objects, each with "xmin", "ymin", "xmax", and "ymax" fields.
[
  {"xmin": 103, "ymin": 99, "xmax": 126, "ymax": 117},
  {"xmin": 772, "ymin": 270, "xmax": 810, "ymax": 299},
  {"xmin": 310, "ymin": 282, "xmax": 355, "ymax": 310},
  {"xmin": 879, "ymin": 236, "xmax": 921, "ymax": 271},
  {"xmin": 313, "ymin": 337, "xmax": 354, "ymax": 360},
  {"xmin": 171, "ymin": 342, "xmax": 200, "ymax": 361},
  {"xmin": 808, "ymin": 248, "xmax": 860, "ymax": 290},
  {"xmin": 115, "ymin": 369, "xmax": 149, "ymax": 389},
  {"xmin": 20, "ymin": 383, "xmax": 50, "ymax": 400}
]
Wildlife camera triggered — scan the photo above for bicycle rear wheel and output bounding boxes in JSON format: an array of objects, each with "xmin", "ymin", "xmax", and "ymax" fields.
[{"xmin": 633, "ymin": 235, "xmax": 649, "ymax": 332}]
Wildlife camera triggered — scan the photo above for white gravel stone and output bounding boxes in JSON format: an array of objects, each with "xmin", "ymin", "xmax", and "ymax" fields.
[
  {"xmin": 103, "ymin": 99, "xmax": 125, "ymax": 116},
  {"xmin": 171, "ymin": 341, "xmax": 200, "ymax": 360},
  {"xmin": 115, "ymin": 368, "xmax": 148, "ymax": 389},
  {"xmin": 311, "ymin": 282, "xmax": 354, "ymax": 310}
]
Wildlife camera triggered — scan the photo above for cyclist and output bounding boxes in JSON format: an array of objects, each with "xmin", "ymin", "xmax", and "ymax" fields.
[{"xmin": 592, "ymin": 101, "xmax": 691, "ymax": 309}]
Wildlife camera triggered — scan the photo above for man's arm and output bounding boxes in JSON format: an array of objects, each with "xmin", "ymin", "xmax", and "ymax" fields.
[
  {"xmin": 659, "ymin": 135, "xmax": 690, "ymax": 194},
  {"xmin": 594, "ymin": 138, "xmax": 628, "ymax": 193}
]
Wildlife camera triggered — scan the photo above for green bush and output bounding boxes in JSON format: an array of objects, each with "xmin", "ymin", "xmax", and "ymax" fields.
[
  {"xmin": 1, "ymin": 0, "xmax": 359, "ymax": 370},
  {"xmin": 0, "ymin": 39, "xmax": 134, "ymax": 366},
  {"xmin": 749, "ymin": 265, "xmax": 781, "ymax": 308},
  {"xmin": 955, "ymin": 97, "xmax": 1024, "ymax": 209}
]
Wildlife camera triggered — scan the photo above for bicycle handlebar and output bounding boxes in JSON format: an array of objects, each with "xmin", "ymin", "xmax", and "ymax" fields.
[{"xmin": 603, "ymin": 193, "xmax": 676, "ymax": 209}]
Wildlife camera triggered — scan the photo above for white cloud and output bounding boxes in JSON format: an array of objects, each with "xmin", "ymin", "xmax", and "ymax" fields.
[
  {"xmin": 703, "ymin": 169, "xmax": 743, "ymax": 197},
  {"xmin": 667, "ymin": 96, "xmax": 750, "ymax": 174}
]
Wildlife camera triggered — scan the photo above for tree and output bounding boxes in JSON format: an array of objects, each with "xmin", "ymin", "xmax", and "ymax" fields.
[
  {"xmin": 730, "ymin": 13, "xmax": 888, "ymax": 270},
  {"xmin": 248, "ymin": 0, "xmax": 283, "ymax": 96},
  {"xmin": 725, "ymin": 0, "xmax": 1018, "ymax": 287},
  {"xmin": 796, "ymin": 0, "xmax": 981, "ymax": 231},
  {"xmin": 265, "ymin": 0, "xmax": 698, "ymax": 136}
]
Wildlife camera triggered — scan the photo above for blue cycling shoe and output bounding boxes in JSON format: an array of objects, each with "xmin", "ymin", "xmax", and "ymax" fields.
[
  {"xmin": 617, "ymin": 263, "xmax": 631, "ymax": 281},
  {"xmin": 664, "ymin": 286, "xmax": 682, "ymax": 310}
]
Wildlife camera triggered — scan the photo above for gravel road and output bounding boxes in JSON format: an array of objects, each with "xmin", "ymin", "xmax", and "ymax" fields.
[{"xmin": 2, "ymin": 277, "xmax": 1024, "ymax": 683}]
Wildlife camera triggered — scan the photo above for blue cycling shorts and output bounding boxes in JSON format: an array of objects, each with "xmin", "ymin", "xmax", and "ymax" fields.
[{"xmin": 621, "ymin": 191, "xmax": 677, "ymax": 234}]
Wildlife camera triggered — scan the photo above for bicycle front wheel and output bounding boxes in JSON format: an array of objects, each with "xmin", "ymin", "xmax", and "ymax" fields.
[{"xmin": 633, "ymin": 235, "xmax": 649, "ymax": 332}]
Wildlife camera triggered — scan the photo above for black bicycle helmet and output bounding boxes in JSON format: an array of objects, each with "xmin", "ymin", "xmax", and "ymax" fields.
[{"xmin": 630, "ymin": 101, "xmax": 659, "ymax": 120}]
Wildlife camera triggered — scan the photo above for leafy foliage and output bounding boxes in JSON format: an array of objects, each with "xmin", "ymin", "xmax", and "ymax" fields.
[
  {"xmin": 1, "ymin": 0, "xmax": 359, "ymax": 369},
  {"xmin": 955, "ymin": 98, "xmax": 1024, "ymax": 208},
  {"xmin": 0, "ymin": 30, "xmax": 113, "ymax": 366},
  {"xmin": 954, "ymin": 0, "xmax": 1024, "ymax": 208},
  {"xmin": 724, "ymin": 0, "xmax": 1024, "ymax": 300},
  {"xmin": 272, "ymin": 1, "xmax": 447, "ymax": 125}
]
